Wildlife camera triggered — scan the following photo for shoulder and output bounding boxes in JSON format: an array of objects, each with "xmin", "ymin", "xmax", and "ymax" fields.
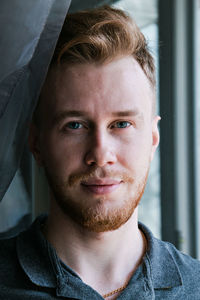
[
  {"xmin": 0, "ymin": 236, "xmax": 17, "ymax": 259},
  {"xmin": 140, "ymin": 222, "xmax": 200, "ymax": 278},
  {"xmin": 140, "ymin": 223, "xmax": 200, "ymax": 298},
  {"xmin": 164, "ymin": 240, "xmax": 200, "ymax": 281},
  {"xmin": 0, "ymin": 236, "xmax": 19, "ymax": 272},
  {"xmin": 0, "ymin": 235, "xmax": 24, "ymax": 291},
  {"xmin": 154, "ymin": 239, "xmax": 200, "ymax": 298}
]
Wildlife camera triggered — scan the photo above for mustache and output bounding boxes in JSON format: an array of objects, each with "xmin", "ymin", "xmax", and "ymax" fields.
[{"xmin": 67, "ymin": 167, "xmax": 134, "ymax": 187}]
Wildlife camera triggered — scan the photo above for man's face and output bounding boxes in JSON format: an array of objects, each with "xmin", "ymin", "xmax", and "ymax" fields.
[{"xmin": 30, "ymin": 56, "xmax": 160, "ymax": 232}]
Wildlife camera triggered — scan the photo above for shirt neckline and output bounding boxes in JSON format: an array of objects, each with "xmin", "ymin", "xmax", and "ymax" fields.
[{"xmin": 16, "ymin": 215, "xmax": 182, "ymax": 296}]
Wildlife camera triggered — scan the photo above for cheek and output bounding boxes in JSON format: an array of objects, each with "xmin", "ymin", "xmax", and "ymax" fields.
[
  {"xmin": 117, "ymin": 132, "xmax": 152, "ymax": 170},
  {"xmin": 40, "ymin": 134, "xmax": 85, "ymax": 174}
]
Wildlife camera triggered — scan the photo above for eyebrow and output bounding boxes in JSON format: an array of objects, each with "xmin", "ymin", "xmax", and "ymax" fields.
[
  {"xmin": 52, "ymin": 110, "xmax": 88, "ymax": 126},
  {"xmin": 111, "ymin": 110, "xmax": 142, "ymax": 117},
  {"xmin": 52, "ymin": 109, "xmax": 143, "ymax": 126}
]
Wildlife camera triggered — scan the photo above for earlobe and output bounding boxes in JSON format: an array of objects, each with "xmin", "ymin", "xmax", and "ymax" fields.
[
  {"xmin": 28, "ymin": 123, "xmax": 43, "ymax": 166},
  {"xmin": 150, "ymin": 115, "xmax": 161, "ymax": 161}
]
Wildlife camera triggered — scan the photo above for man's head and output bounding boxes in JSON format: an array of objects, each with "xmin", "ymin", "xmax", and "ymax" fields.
[
  {"xmin": 34, "ymin": 5, "xmax": 156, "ymax": 126},
  {"xmin": 29, "ymin": 6, "xmax": 160, "ymax": 232}
]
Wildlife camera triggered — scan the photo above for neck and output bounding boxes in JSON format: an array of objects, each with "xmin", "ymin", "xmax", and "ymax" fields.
[{"xmin": 43, "ymin": 200, "xmax": 146, "ymax": 298}]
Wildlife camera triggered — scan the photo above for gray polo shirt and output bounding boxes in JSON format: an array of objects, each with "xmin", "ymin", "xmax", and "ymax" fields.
[{"xmin": 0, "ymin": 215, "xmax": 200, "ymax": 299}]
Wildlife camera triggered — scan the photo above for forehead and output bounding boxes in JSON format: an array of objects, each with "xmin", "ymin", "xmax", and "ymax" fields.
[{"xmin": 40, "ymin": 56, "xmax": 153, "ymax": 121}]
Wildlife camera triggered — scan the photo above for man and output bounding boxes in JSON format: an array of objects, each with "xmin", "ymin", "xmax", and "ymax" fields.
[{"xmin": 0, "ymin": 5, "xmax": 200, "ymax": 300}]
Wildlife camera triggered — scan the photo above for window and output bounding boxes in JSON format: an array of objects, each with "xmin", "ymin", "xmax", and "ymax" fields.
[{"xmin": 195, "ymin": 0, "xmax": 200, "ymax": 259}]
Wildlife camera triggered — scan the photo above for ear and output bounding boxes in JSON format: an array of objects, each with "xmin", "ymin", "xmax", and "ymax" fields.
[
  {"xmin": 28, "ymin": 123, "xmax": 43, "ymax": 166},
  {"xmin": 150, "ymin": 115, "xmax": 161, "ymax": 161}
]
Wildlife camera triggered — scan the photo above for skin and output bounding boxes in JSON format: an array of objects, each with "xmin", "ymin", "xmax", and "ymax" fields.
[{"xmin": 29, "ymin": 56, "xmax": 160, "ymax": 298}]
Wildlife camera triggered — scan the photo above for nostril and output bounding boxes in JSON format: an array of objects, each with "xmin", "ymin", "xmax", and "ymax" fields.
[{"xmin": 84, "ymin": 145, "xmax": 117, "ymax": 167}]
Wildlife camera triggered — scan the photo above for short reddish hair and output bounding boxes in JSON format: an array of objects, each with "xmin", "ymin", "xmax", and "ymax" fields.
[
  {"xmin": 51, "ymin": 5, "xmax": 155, "ymax": 89},
  {"xmin": 33, "ymin": 6, "xmax": 156, "ymax": 126}
]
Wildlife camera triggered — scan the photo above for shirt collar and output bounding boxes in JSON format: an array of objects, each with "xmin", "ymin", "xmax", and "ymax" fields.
[
  {"xmin": 16, "ymin": 215, "xmax": 99, "ymax": 299},
  {"xmin": 16, "ymin": 215, "xmax": 182, "ymax": 293},
  {"xmin": 16, "ymin": 214, "xmax": 58, "ymax": 288},
  {"xmin": 139, "ymin": 222, "xmax": 183, "ymax": 289}
]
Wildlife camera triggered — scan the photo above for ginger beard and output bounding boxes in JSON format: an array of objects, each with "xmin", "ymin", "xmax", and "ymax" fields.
[{"xmin": 45, "ymin": 165, "xmax": 150, "ymax": 233}]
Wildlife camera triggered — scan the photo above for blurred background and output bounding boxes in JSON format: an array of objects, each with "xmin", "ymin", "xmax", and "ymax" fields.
[{"xmin": 0, "ymin": 0, "xmax": 199, "ymax": 259}]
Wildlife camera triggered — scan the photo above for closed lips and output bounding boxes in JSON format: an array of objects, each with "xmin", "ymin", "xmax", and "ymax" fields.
[
  {"xmin": 81, "ymin": 179, "xmax": 122, "ymax": 186},
  {"xmin": 81, "ymin": 179, "xmax": 122, "ymax": 195}
]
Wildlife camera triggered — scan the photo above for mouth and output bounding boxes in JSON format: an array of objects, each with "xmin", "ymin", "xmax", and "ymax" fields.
[{"xmin": 81, "ymin": 178, "xmax": 122, "ymax": 195}]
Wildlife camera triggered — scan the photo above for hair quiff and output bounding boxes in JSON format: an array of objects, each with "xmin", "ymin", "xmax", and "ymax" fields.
[{"xmin": 51, "ymin": 5, "xmax": 156, "ymax": 88}]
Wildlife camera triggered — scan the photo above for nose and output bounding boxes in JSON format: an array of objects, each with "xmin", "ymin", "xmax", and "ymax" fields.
[{"xmin": 84, "ymin": 129, "xmax": 117, "ymax": 167}]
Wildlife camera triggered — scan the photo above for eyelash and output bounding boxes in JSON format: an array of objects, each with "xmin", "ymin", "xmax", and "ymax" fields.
[
  {"xmin": 111, "ymin": 121, "xmax": 132, "ymax": 129},
  {"xmin": 65, "ymin": 121, "xmax": 83, "ymax": 130},
  {"xmin": 63, "ymin": 120, "xmax": 133, "ymax": 131}
]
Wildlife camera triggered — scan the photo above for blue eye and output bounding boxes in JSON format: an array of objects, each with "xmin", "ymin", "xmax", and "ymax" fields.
[
  {"xmin": 67, "ymin": 122, "xmax": 83, "ymax": 129},
  {"xmin": 114, "ymin": 121, "xmax": 131, "ymax": 128}
]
